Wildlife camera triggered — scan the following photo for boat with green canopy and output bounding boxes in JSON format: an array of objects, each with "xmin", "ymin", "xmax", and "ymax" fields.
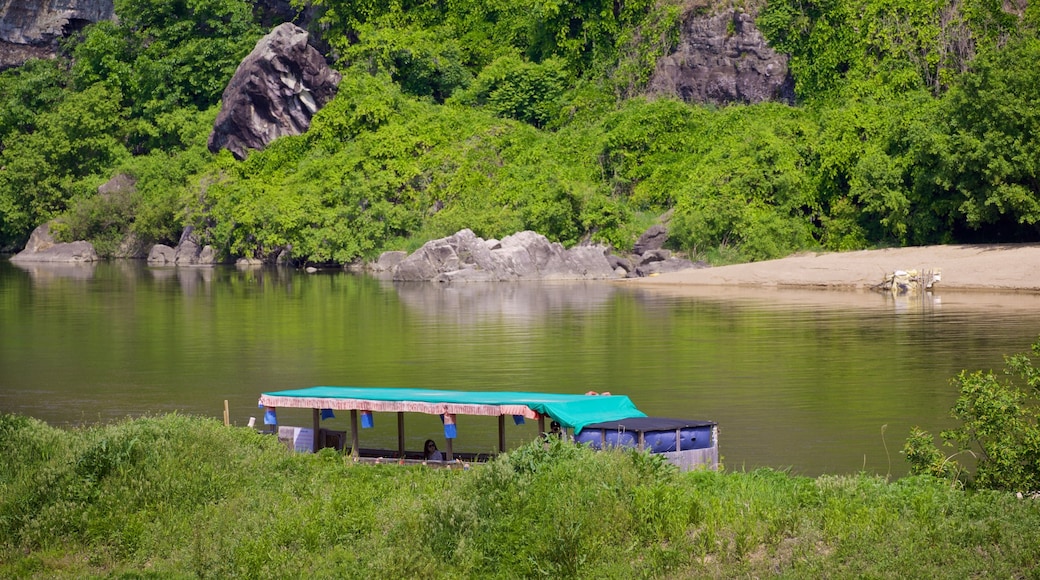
[{"xmin": 258, "ymin": 386, "xmax": 718, "ymax": 470}]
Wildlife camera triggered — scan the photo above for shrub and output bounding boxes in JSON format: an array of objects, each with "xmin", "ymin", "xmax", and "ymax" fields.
[{"xmin": 904, "ymin": 336, "xmax": 1040, "ymax": 492}]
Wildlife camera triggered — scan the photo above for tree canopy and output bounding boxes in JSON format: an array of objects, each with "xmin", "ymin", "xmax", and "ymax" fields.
[{"xmin": 0, "ymin": 0, "xmax": 1037, "ymax": 263}]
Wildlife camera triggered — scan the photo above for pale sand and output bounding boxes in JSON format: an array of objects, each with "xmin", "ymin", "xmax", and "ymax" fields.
[{"xmin": 622, "ymin": 243, "xmax": 1040, "ymax": 310}]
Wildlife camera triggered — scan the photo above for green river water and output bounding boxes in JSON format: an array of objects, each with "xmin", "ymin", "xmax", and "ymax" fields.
[{"xmin": 4, "ymin": 258, "xmax": 1040, "ymax": 477}]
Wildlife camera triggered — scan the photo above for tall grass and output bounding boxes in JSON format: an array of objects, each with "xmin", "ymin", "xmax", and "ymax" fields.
[{"xmin": 2, "ymin": 413, "xmax": 1039, "ymax": 578}]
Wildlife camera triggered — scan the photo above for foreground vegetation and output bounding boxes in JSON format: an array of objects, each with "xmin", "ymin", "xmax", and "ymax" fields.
[
  {"xmin": 1, "ymin": 0, "xmax": 1039, "ymax": 264},
  {"xmin": 2, "ymin": 413, "xmax": 1039, "ymax": 578}
]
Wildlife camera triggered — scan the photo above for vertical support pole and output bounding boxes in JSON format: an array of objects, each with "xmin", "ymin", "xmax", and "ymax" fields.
[
  {"xmin": 538, "ymin": 416, "xmax": 545, "ymax": 436},
  {"xmin": 350, "ymin": 410, "xmax": 359, "ymax": 459},
  {"xmin": 312, "ymin": 408, "xmax": 320, "ymax": 453},
  {"xmin": 446, "ymin": 437, "xmax": 454, "ymax": 462},
  {"xmin": 638, "ymin": 431, "xmax": 645, "ymax": 451},
  {"xmin": 223, "ymin": 400, "xmax": 229, "ymax": 427},
  {"xmin": 498, "ymin": 415, "xmax": 506, "ymax": 453},
  {"xmin": 397, "ymin": 412, "xmax": 405, "ymax": 458},
  {"xmin": 675, "ymin": 428, "xmax": 682, "ymax": 452}
]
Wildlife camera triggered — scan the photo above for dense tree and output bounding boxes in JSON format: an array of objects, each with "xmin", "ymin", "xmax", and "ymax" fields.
[
  {"xmin": 70, "ymin": 0, "xmax": 263, "ymax": 151},
  {"xmin": 930, "ymin": 35, "xmax": 1040, "ymax": 241},
  {"xmin": 1, "ymin": 0, "xmax": 1038, "ymax": 263}
]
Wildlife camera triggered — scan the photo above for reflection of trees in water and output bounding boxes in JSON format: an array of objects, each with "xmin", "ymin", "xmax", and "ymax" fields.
[{"xmin": 388, "ymin": 281, "xmax": 618, "ymax": 325}]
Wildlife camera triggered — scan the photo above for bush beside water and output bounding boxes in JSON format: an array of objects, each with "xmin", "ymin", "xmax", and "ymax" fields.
[{"xmin": 2, "ymin": 413, "xmax": 1039, "ymax": 578}]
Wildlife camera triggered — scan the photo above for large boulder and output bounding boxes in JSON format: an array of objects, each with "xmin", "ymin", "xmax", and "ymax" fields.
[
  {"xmin": 0, "ymin": 0, "xmax": 114, "ymax": 70},
  {"xmin": 10, "ymin": 223, "xmax": 98, "ymax": 263},
  {"xmin": 208, "ymin": 22, "xmax": 341, "ymax": 160},
  {"xmin": 392, "ymin": 229, "xmax": 621, "ymax": 282},
  {"xmin": 647, "ymin": 9, "xmax": 794, "ymax": 106}
]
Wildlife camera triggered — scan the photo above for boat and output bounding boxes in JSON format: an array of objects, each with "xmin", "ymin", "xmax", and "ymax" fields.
[{"xmin": 257, "ymin": 386, "xmax": 718, "ymax": 471}]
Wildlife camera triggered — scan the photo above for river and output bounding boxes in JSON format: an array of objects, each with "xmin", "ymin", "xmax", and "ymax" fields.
[{"xmin": 3, "ymin": 258, "xmax": 1040, "ymax": 477}]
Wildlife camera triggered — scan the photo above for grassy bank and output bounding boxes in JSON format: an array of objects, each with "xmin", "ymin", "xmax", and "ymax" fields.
[{"xmin": 2, "ymin": 413, "xmax": 1038, "ymax": 578}]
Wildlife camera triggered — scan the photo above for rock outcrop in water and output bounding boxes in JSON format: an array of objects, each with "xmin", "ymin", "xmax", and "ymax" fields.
[
  {"xmin": 390, "ymin": 229, "xmax": 620, "ymax": 282},
  {"xmin": 380, "ymin": 229, "xmax": 705, "ymax": 282},
  {"xmin": 147, "ymin": 227, "xmax": 218, "ymax": 266},
  {"xmin": 10, "ymin": 223, "xmax": 98, "ymax": 263},
  {"xmin": 207, "ymin": 22, "xmax": 341, "ymax": 160}
]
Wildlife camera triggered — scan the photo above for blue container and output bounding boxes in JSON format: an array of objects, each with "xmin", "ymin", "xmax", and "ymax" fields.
[{"xmin": 575, "ymin": 418, "xmax": 715, "ymax": 453}]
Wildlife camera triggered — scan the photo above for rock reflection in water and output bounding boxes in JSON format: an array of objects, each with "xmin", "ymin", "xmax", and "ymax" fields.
[
  {"xmin": 389, "ymin": 281, "xmax": 618, "ymax": 324},
  {"xmin": 147, "ymin": 265, "xmax": 215, "ymax": 295},
  {"xmin": 10, "ymin": 261, "xmax": 97, "ymax": 283}
]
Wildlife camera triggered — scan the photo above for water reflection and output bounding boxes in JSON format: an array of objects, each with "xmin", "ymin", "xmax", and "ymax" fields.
[
  {"xmin": 389, "ymin": 280, "xmax": 618, "ymax": 323},
  {"xmin": 146, "ymin": 265, "xmax": 216, "ymax": 295},
  {"xmin": 4, "ymin": 260, "xmax": 1040, "ymax": 477},
  {"xmin": 10, "ymin": 260, "xmax": 97, "ymax": 282}
]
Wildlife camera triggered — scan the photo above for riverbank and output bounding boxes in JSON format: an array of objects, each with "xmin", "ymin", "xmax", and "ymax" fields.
[
  {"xmin": 620, "ymin": 243, "xmax": 1040, "ymax": 313},
  {"xmin": 627, "ymin": 243, "xmax": 1040, "ymax": 292},
  {"xmin": 2, "ymin": 413, "xmax": 1039, "ymax": 578}
]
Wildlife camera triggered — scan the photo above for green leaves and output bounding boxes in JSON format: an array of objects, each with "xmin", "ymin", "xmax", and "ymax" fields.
[
  {"xmin": 905, "ymin": 337, "xmax": 1040, "ymax": 492},
  {"xmin": 451, "ymin": 55, "xmax": 570, "ymax": 128},
  {"xmin": 934, "ymin": 35, "xmax": 1040, "ymax": 238}
]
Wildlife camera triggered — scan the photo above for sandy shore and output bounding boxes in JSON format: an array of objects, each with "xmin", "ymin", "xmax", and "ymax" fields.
[{"xmin": 622, "ymin": 243, "xmax": 1040, "ymax": 310}]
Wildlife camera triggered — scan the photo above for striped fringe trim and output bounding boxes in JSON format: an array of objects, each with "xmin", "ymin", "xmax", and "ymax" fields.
[{"xmin": 258, "ymin": 395, "xmax": 539, "ymax": 419}]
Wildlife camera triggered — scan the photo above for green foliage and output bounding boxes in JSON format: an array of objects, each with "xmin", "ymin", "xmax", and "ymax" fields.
[
  {"xmin": 0, "ymin": 59, "xmax": 68, "ymax": 147},
  {"xmin": 668, "ymin": 104, "xmax": 818, "ymax": 262},
  {"xmin": 71, "ymin": 0, "xmax": 262, "ymax": 150},
  {"xmin": 451, "ymin": 55, "xmax": 570, "ymax": 128},
  {"xmin": 4, "ymin": 414, "xmax": 1040, "ymax": 577},
  {"xmin": 598, "ymin": 97, "xmax": 710, "ymax": 206},
  {"xmin": 904, "ymin": 337, "xmax": 1040, "ymax": 492},
  {"xmin": 813, "ymin": 91, "xmax": 947, "ymax": 247},
  {"xmin": 341, "ymin": 24, "xmax": 473, "ymax": 103},
  {"xmin": 757, "ymin": 0, "xmax": 863, "ymax": 101},
  {"xmin": 931, "ymin": 35, "xmax": 1040, "ymax": 241},
  {"xmin": 0, "ymin": 84, "xmax": 129, "ymax": 247},
  {"xmin": 3, "ymin": 0, "xmax": 1040, "ymax": 262},
  {"xmin": 758, "ymin": 0, "xmax": 1024, "ymax": 103}
]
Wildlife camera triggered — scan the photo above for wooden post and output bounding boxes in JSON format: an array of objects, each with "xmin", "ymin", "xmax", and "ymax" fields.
[
  {"xmin": 445, "ymin": 437, "xmax": 454, "ymax": 462},
  {"xmin": 223, "ymin": 400, "xmax": 229, "ymax": 427},
  {"xmin": 350, "ymin": 410, "xmax": 359, "ymax": 459},
  {"xmin": 498, "ymin": 415, "xmax": 506, "ymax": 453},
  {"xmin": 397, "ymin": 412, "xmax": 405, "ymax": 458},
  {"xmin": 538, "ymin": 416, "xmax": 545, "ymax": 436},
  {"xmin": 309, "ymin": 409, "xmax": 318, "ymax": 455}
]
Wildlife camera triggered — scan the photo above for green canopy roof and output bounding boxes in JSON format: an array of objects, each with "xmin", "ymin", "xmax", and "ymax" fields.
[{"xmin": 259, "ymin": 386, "xmax": 646, "ymax": 434}]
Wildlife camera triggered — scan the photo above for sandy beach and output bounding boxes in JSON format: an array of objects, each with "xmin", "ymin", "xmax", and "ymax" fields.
[{"xmin": 623, "ymin": 243, "xmax": 1040, "ymax": 310}]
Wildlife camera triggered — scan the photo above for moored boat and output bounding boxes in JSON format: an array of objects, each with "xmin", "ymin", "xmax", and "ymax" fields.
[{"xmin": 257, "ymin": 386, "xmax": 718, "ymax": 471}]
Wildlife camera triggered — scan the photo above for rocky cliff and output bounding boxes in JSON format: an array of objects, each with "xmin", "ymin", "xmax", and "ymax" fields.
[
  {"xmin": 648, "ymin": 8, "xmax": 794, "ymax": 105},
  {"xmin": 0, "ymin": 0, "xmax": 114, "ymax": 69}
]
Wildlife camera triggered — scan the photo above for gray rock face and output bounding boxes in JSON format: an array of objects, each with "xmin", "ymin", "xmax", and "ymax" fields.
[
  {"xmin": 648, "ymin": 9, "xmax": 794, "ymax": 105},
  {"xmin": 208, "ymin": 22, "xmax": 341, "ymax": 160},
  {"xmin": 633, "ymin": 224, "xmax": 668, "ymax": 255},
  {"xmin": 0, "ymin": 0, "xmax": 115, "ymax": 70},
  {"xmin": 370, "ymin": 251, "xmax": 408, "ymax": 273},
  {"xmin": 392, "ymin": 229, "xmax": 621, "ymax": 282},
  {"xmin": 10, "ymin": 223, "xmax": 98, "ymax": 263}
]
